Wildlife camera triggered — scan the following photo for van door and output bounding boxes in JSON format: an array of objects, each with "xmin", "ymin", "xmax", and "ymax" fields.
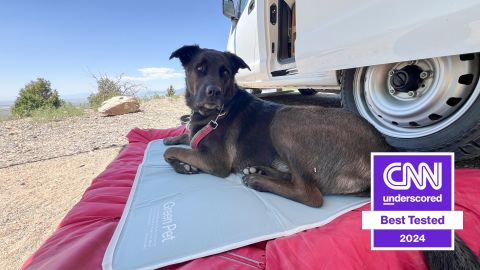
[
  {"xmin": 233, "ymin": 0, "xmax": 259, "ymax": 82},
  {"xmin": 266, "ymin": 0, "xmax": 297, "ymax": 76}
]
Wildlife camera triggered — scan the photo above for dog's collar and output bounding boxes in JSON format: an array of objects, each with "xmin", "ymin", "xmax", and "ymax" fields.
[{"xmin": 189, "ymin": 107, "xmax": 226, "ymax": 149}]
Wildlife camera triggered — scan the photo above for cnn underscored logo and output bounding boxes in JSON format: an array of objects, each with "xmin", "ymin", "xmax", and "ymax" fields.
[
  {"xmin": 362, "ymin": 153, "xmax": 462, "ymax": 250},
  {"xmin": 383, "ymin": 162, "xmax": 442, "ymax": 190}
]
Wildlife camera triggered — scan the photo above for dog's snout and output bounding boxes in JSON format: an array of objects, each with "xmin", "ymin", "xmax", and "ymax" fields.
[{"xmin": 206, "ymin": 86, "xmax": 221, "ymax": 97}]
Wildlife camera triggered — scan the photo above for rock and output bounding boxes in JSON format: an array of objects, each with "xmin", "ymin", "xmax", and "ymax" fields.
[{"xmin": 98, "ymin": 96, "xmax": 140, "ymax": 116}]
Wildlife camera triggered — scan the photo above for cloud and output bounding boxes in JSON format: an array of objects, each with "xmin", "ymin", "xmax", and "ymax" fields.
[{"xmin": 123, "ymin": 67, "xmax": 184, "ymax": 81}]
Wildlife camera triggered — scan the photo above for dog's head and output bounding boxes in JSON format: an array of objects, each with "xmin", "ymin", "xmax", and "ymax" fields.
[{"xmin": 170, "ymin": 45, "xmax": 250, "ymax": 115}]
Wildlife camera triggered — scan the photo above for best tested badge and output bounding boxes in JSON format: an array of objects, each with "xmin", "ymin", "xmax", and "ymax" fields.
[{"xmin": 362, "ymin": 153, "xmax": 463, "ymax": 250}]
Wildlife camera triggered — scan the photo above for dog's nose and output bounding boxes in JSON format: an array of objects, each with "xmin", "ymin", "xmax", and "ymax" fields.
[{"xmin": 206, "ymin": 86, "xmax": 221, "ymax": 97}]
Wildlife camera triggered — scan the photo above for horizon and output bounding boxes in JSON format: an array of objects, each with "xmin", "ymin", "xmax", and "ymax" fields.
[
  {"xmin": 0, "ymin": 1, "xmax": 231, "ymax": 102},
  {"xmin": 0, "ymin": 86, "xmax": 187, "ymax": 107}
]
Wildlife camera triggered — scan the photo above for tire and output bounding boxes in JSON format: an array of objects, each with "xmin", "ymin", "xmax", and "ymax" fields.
[
  {"xmin": 341, "ymin": 53, "xmax": 480, "ymax": 160},
  {"xmin": 299, "ymin": 89, "xmax": 318, "ymax": 95}
]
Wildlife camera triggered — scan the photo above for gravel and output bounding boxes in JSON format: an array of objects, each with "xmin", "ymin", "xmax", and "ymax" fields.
[
  {"xmin": 0, "ymin": 97, "xmax": 189, "ymax": 168},
  {"xmin": 0, "ymin": 147, "xmax": 123, "ymax": 270},
  {"xmin": 0, "ymin": 97, "xmax": 189, "ymax": 270}
]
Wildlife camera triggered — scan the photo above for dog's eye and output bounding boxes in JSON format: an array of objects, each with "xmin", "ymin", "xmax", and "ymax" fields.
[
  {"xmin": 196, "ymin": 65, "xmax": 205, "ymax": 73},
  {"xmin": 221, "ymin": 69, "xmax": 229, "ymax": 78}
]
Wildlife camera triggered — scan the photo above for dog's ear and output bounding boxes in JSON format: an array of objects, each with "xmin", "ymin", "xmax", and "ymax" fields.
[
  {"xmin": 170, "ymin": 45, "xmax": 200, "ymax": 66},
  {"xmin": 225, "ymin": 52, "xmax": 251, "ymax": 74}
]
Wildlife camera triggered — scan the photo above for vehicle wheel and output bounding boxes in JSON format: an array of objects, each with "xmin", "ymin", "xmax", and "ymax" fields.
[
  {"xmin": 299, "ymin": 89, "xmax": 318, "ymax": 95},
  {"xmin": 341, "ymin": 53, "xmax": 480, "ymax": 160}
]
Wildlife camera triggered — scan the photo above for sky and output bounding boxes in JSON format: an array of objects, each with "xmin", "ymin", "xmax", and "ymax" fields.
[{"xmin": 0, "ymin": 0, "xmax": 232, "ymax": 102}]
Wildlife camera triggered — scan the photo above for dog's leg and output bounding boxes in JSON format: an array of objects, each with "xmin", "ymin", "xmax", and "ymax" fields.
[
  {"xmin": 243, "ymin": 166, "xmax": 291, "ymax": 181},
  {"xmin": 164, "ymin": 147, "xmax": 230, "ymax": 177},
  {"xmin": 163, "ymin": 134, "xmax": 190, "ymax": 145},
  {"xmin": 242, "ymin": 173, "xmax": 324, "ymax": 207}
]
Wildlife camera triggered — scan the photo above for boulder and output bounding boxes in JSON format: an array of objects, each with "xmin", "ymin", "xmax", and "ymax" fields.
[{"xmin": 98, "ymin": 96, "xmax": 140, "ymax": 116}]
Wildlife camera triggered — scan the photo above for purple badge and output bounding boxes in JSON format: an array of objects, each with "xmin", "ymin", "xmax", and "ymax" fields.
[{"xmin": 362, "ymin": 153, "xmax": 462, "ymax": 250}]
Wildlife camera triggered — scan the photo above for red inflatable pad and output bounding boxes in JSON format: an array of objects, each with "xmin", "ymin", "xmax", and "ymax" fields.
[{"xmin": 22, "ymin": 127, "xmax": 480, "ymax": 270}]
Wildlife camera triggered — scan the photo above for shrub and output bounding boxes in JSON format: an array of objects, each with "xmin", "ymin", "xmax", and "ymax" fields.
[
  {"xmin": 166, "ymin": 85, "xmax": 175, "ymax": 97},
  {"xmin": 88, "ymin": 74, "xmax": 141, "ymax": 108},
  {"xmin": 11, "ymin": 78, "xmax": 63, "ymax": 117}
]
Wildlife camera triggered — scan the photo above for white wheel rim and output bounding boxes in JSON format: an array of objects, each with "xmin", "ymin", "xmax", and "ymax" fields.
[{"xmin": 353, "ymin": 54, "xmax": 480, "ymax": 138}]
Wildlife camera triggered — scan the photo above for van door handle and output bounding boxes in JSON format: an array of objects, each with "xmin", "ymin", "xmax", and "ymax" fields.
[{"xmin": 248, "ymin": 0, "xmax": 255, "ymax": 14}]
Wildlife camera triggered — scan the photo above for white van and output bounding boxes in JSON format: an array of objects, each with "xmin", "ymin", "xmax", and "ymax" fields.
[{"xmin": 222, "ymin": 0, "xmax": 480, "ymax": 160}]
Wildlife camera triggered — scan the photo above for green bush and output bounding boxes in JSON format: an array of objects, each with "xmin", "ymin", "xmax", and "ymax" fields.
[
  {"xmin": 166, "ymin": 85, "xmax": 175, "ymax": 97},
  {"xmin": 88, "ymin": 74, "xmax": 141, "ymax": 108},
  {"xmin": 11, "ymin": 78, "xmax": 63, "ymax": 117}
]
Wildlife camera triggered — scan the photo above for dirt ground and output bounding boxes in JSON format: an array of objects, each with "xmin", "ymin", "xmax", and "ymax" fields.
[
  {"xmin": 0, "ymin": 148, "xmax": 122, "ymax": 269},
  {"xmin": 0, "ymin": 97, "xmax": 189, "ymax": 270}
]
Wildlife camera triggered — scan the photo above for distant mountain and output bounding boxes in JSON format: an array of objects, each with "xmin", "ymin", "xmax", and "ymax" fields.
[
  {"xmin": 138, "ymin": 87, "xmax": 186, "ymax": 98},
  {"xmin": 0, "ymin": 100, "xmax": 14, "ymax": 107},
  {"xmin": 62, "ymin": 92, "xmax": 90, "ymax": 100},
  {"xmin": 0, "ymin": 93, "xmax": 90, "ymax": 109},
  {"xmin": 0, "ymin": 100, "xmax": 14, "ymax": 117},
  {"xmin": 0, "ymin": 87, "xmax": 187, "ymax": 112}
]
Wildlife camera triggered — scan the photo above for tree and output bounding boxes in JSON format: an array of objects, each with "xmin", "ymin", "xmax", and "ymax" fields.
[
  {"xmin": 88, "ymin": 73, "xmax": 142, "ymax": 107},
  {"xmin": 166, "ymin": 85, "xmax": 175, "ymax": 97},
  {"xmin": 11, "ymin": 78, "xmax": 63, "ymax": 117}
]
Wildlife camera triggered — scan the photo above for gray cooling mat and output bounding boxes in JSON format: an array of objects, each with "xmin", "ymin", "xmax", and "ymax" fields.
[{"xmin": 103, "ymin": 139, "xmax": 370, "ymax": 270}]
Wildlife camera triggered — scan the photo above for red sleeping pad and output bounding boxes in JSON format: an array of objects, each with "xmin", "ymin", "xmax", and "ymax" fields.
[{"xmin": 21, "ymin": 127, "xmax": 480, "ymax": 270}]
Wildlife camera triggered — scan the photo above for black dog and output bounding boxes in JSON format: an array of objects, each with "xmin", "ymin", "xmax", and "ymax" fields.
[
  {"xmin": 163, "ymin": 45, "xmax": 391, "ymax": 207},
  {"xmin": 164, "ymin": 45, "xmax": 479, "ymax": 269}
]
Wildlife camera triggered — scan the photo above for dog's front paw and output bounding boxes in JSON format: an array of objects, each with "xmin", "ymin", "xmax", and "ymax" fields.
[
  {"xmin": 170, "ymin": 160, "xmax": 199, "ymax": 174},
  {"xmin": 242, "ymin": 174, "xmax": 267, "ymax": 192},
  {"xmin": 163, "ymin": 137, "xmax": 177, "ymax": 145},
  {"xmin": 242, "ymin": 167, "xmax": 264, "ymax": 175}
]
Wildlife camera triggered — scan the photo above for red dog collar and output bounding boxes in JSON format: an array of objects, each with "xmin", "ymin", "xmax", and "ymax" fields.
[{"xmin": 189, "ymin": 109, "xmax": 226, "ymax": 149}]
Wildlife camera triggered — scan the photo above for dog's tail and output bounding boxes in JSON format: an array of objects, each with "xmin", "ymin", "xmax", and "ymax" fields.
[{"xmin": 423, "ymin": 234, "xmax": 479, "ymax": 270}]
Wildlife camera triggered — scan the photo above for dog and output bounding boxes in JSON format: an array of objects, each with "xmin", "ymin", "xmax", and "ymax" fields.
[
  {"xmin": 164, "ymin": 45, "xmax": 480, "ymax": 269},
  {"xmin": 163, "ymin": 45, "xmax": 391, "ymax": 207}
]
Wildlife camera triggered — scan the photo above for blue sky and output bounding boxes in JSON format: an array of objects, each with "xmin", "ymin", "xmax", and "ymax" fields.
[{"xmin": 0, "ymin": 0, "xmax": 231, "ymax": 101}]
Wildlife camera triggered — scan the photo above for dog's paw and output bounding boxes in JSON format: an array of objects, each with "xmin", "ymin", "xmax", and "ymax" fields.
[
  {"xmin": 242, "ymin": 174, "xmax": 267, "ymax": 192},
  {"xmin": 242, "ymin": 167, "xmax": 264, "ymax": 175},
  {"xmin": 163, "ymin": 137, "xmax": 176, "ymax": 145},
  {"xmin": 170, "ymin": 161, "xmax": 199, "ymax": 174}
]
